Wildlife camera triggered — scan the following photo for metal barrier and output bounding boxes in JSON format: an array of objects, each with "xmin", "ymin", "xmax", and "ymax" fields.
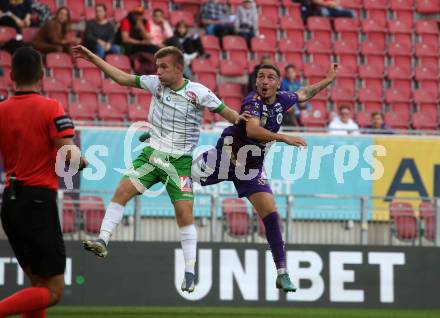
[{"xmin": 0, "ymin": 189, "xmax": 439, "ymax": 247}]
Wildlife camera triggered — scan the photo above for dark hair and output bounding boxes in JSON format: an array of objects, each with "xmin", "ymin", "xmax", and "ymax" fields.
[
  {"xmin": 154, "ymin": 46, "xmax": 184, "ymax": 67},
  {"xmin": 12, "ymin": 47, "xmax": 43, "ymax": 86},
  {"xmin": 153, "ymin": 8, "xmax": 164, "ymax": 16},
  {"xmin": 96, "ymin": 3, "xmax": 107, "ymax": 12},
  {"xmin": 285, "ymin": 64, "xmax": 296, "ymax": 72},
  {"xmin": 338, "ymin": 105, "xmax": 351, "ymax": 112},
  {"xmin": 175, "ymin": 20, "xmax": 188, "ymax": 36},
  {"xmin": 257, "ymin": 64, "xmax": 281, "ymax": 78},
  {"xmin": 55, "ymin": 6, "xmax": 70, "ymax": 37},
  {"xmin": 371, "ymin": 112, "xmax": 384, "ymax": 119}
]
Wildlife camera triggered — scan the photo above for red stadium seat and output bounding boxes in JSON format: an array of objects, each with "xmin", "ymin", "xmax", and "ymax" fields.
[
  {"xmin": 65, "ymin": 0, "xmax": 85, "ymax": 22},
  {"xmin": 386, "ymin": 88, "xmax": 411, "ymax": 115},
  {"xmin": 124, "ymin": 0, "xmax": 143, "ymax": 11},
  {"xmin": 387, "ymin": 42, "xmax": 413, "ymax": 70},
  {"xmin": 334, "ymin": 18, "xmax": 360, "ymax": 45},
  {"xmin": 46, "ymin": 52, "xmax": 73, "ymax": 69},
  {"xmin": 334, "ymin": 40, "xmax": 358, "ymax": 72},
  {"xmin": 0, "ymin": 27, "xmax": 16, "ymax": 43},
  {"xmin": 361, "ymin": 42, "xmax": 385, "ymax": 73},
  {"xmin": 102, "ymin": 79, "xmax": 130, "ymax": 95},
  {"xmin": 304, "ymin": 63, "xmax": 327, "ymax": 84},
  {"xmin": 419, "ymin": 201, "xmax": 436, "ymax": 241},
  {"xmin": 196, "ymin": 72, "xmax": 217, "ymax": 91},
  {"xmin": 106, "ymin": 54, "xmax": 131, "ymax": 72},
  {"xmin": 256, "ymin": 0, "xmax": 280, "ymax": 17},
  {"xmin": 170, "ymin": 10, "xmax": 194, "ymax": 27},
  {"xmin": 131, "ymin": 89, "xmax": 152, "ymax": 106},
  {"xmin": 416, "ymin": 0, "xmax": 440, "ymax": 14},
  {"xmin": 278, "ymin": 39, "xmax": 303, "ymax": 71},
  {"xmin": 413, "ymin": 89, "xmax": 438, "ymax": 116},
  {"xmin": 415, "ymin": 43, "xmax": 439, "ymax": 70},
  {"xmin": 39, "ymin": 0, "xmax": 57, "ymax": 12},
  {"xmin": 389, "ymin": 202, "xmax": 418, "ymax": 241},
  {"xmin": 412, "ymin": 112, "xmax": 438, "ymax": 131},
  {"xmin": 128, "ymin": 103, "xmax": 149, "ymax": 122},
  {"xmin": 98, "ymin": 102, "xmax": 128, "ymax": 122},
  {"xmin": 22, "ymin": 27, "xmax": 39, "ymax": 44},
  {"xmin": 223, "ymin": 36, "xmax": 248, "ymax": 67},
  {"xmin": 300, "ymin": 109, "xmax": 328, "ymax": 128},
  {"xmin": 331, "ymin": 87, "xmax": 355, "ymax": 108},
  {"xmin": 416, "ymin": 21, "xmax": 439, "ymax": 49},
  {"xmin": 388, "ymin": 20, "xmax": 413, "ymax": 48},
  {"xmin": 43, "ymin": 77, "xmax": 68, "ymax": 93},
  {"xmin": 79, "ymin": 68, "xmax": 102, "ymax": 87},
  {"xmin": 385, "ymin": 112, "xmax": 409, "ymax": 130},
  {"xmin": 47, "ymin": 92, "xmax": 69, "ymax": 109},
  {"xmin": 222, "ymin": 198, "xmax": 251, "ymax": 238},
  {"xmin": 280, "ymin": 15, "xmax": 304, "ymax": 45},
  {"xmin": 73, "ymin": 78, "xmax": 100, "ymax": 93},
  {"xmin": 218, "ymin": 83, "xmax": 242, "ymax": 111},
  {"xmin": 251, "ymin": 37, "xmax": 276, "ymax": 62},
  {"xmin": 307, "ymin": 17, "xmax": 332, "ymax": 47},
  {"xmin": 80, "ymin": 196, "xmax": 105, "ymax": 234},
  {"xmin": 192, "ymin": 58, "xmax": 217, "ymax": 90},
  {"xmin": 387, "ymin": 65, "xmax": 412, "ymax": 92},
  {"xmin": 334, "ymin": 72, "xmax": 356, "ymax": 96},
  {"xmin": 68, "ymin": 102, "xmax": 97, "ymax": 121},
  {"xmin": 340, "ymin": 0, "xmax": 362, "ymax": 16},
  {"xmin": 359, "ymin": 64, "xmax": 384, "ymax": 92},
  {"xmin": 259, "ymin": 15, "xmax": 278, "ymax": 43},
  {"xmin": 113, "ymin": 8, "xmax": 128, "ymax": 22},
  {"xmin": 51, "ymin": 68, "xmax": 73, "ymax": 88},
  {"xmin": 358, "ymin": 88, "xmax": 383, "ymax": 113},
  {"xmin": 200, "ymin": 35, "xmax": 220, "ymax": 67},
  {"xmin": 390, "ymin": 0, "xmax": 414, "ymax": 25},
  {"xmin": 355, "ymin": 112, "xmax": 371, "ymax": 128},
  {"xmin": 220, "ymin": 60, "xmax": 246, "ymax": 77},
  {"xmin": 364, "ymin": 0, "xmax": 387, "ymax": 25},
  {"xmin": 362, "ymin": 19, "xmax": 387, "ymax": 49},
  {"xmin": 415, "ymin": 66, "xmax": 439, "ymax": 93}
]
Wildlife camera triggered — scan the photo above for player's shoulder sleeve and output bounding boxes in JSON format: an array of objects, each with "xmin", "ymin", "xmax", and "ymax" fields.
[
  {"xmin": 47, "ymin": 98, "xmax": 75, "ymax": 139},
  {"xmin": 242, "ymin": 92, "xmax": 262, "ymax": 117},
  {"xmin": 193, "ymin": 83, "xmax": 224, "ymax": 113},
  {"xmin": 135, "ymin": 75, "xmax": 159, "ymax": 93},
  {"xmin": 278, "ymin": 91, "xmax": 298, "ymax": 112}
]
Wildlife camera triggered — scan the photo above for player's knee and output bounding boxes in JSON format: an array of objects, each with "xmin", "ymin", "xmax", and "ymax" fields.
[{"xmin": 113, "ymin": 181, "xmax": 138, "ymax": 205}]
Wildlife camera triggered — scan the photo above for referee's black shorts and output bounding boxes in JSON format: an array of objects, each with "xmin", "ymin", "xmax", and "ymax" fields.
[{"xmin": 1, "ymin": 186, "xmax": 66, "ymax": 277}]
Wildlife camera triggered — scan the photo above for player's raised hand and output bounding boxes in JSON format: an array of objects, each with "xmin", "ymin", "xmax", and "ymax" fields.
[
  {"xmin": 326, "ymin": 63, "xmax": 339, "ymax": 81},
  {"xmin": 281, "ymin": 135, "xmax": 307, "ymax": 148},
  {"xmin": 235, "ymin": 111, "xmax": 253, "ymax": 124},
  {"xmin": 72, "ymin": 45, "xmax": 95, "ymax": 62}
]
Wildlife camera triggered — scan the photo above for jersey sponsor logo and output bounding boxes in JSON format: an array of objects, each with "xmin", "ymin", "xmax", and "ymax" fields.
[
  {"xmin": 179, "ymin": 176, "xmax": 193, "ymax": 192},
  {"xmin": 276, "ymin": 113, "xmax": 283, "ymax": 124},
  {"xmin": 185, "ymin": 91, "xmax": 198, "ymax": 106},
  {"xmin": 53, "ymin": 115, "xmax": 74, "ymax": 132},
  {"xmin": 275, "ymin": 103, "xmax": 283, "ymax": 113}
]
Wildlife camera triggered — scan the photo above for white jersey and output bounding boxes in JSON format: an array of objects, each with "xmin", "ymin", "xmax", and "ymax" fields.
[{"xmin": 135, "ymin": 75, "xmax": 225, "ymax": 156}]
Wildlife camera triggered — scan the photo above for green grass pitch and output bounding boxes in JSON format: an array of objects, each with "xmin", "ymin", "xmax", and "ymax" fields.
[{"xmin": 31, "ymin": 306, "xmax": 440, "ymax": 318}]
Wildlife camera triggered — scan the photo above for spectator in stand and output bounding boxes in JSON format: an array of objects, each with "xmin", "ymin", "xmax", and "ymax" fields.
[
  {"xmin": 116, "ymin": 6, "xmax": 160, "ymax": 55},
  {"xmin": 301, "ymin": 0, "xmax": 355, "ymax": 22},
  {"xmin": 165, "ymin": 20, "xmax": 206, "ymax": 78},
  {"xmin": 247, "ymin": 54, "xmax": 271, "ymax": 93},
  {"xmin": 234, "ymin": 0, "xmax": 259, "ymax": 49},
  {"xmin": 32, "ymin": 7, "xmax": 80, "ymax": 54},
  {"xmin": 200, "ymin": 0, "xmax": 234, "ymax": 42},
  {"xmin": 149, "ymin": 8, "xmax": 173, "ymax": 48},
  {"xmin": 280, "ymin": 64, "xmax": 311, "ymax": 127},
  {"xmin": 328, "ymin": 105, "xmax": 359, "ymax": 135},
  {"xmin": 0, "ymin": 0, "xmax": 32, "ymax": 35},
  {"xmin": 84, "ymin": 4, "xmax": 120, "ymax": 59},
  {"xmin": 365, "ymin": 112, "xmax": 393, "ymax": 134}
]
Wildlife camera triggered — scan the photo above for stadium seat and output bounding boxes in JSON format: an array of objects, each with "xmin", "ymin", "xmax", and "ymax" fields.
[
  {"xmin": 307, "ymin": 17, "xmax": 332, "ymax": 47},
  {"xmin": 334, "ymin": 18, "xmax": 360, "ymax": 45},
  {"xmin": 80, "ymin": 196, "xmax": 105, "ymax": 234},
  {"xmin": 46, "ymin": 52, "xmax": 73, "ymax": 69},
  {"xmin": 170, "ymin": 10, "xmax": 194, "ymax": 27},
  {"xmin": 98, "ymin": 101, "xmax": 128, "ymax": 122},
  {"xmin": 62, "ymin": 195, "xmax": 76, "ymax": 234},
  {"xmin": 73, "ymin": 78, "xmax": 100, "ymax": 93},
  {"xmin": 388, "ymin": 20, "xmax": 413, "ymax": 48},
  {"xmin": 416, "ymin": 20, "xmax": 439, "ymax": 46},
  {"xmin": 219, "ymin": 60, "xmax": 246, "ymax": 77},
  {"xmin": 334, "ymin": 40, "xmax": 358, "ymax": 72},
  {"xmin": 419, "ymin": 201, "xmax": 436, "ymax": 241},
  {"xmin": 364, "ymin": 0, "xmax": 388, "ymax": 25},
  {"xmin": 200, "ymin": 35, "xmax": 220, "ymax": 67},
  {"xmin": 192, "ymin": 59, "xmax": 217, "ymax": 90},
  {"xmin": 106, "ymin": 54, "xmax": 131, "ymax": 72},
  {"xmin": 304, "ymin": 63, "xmax": 327, "ymax": 84},
  {"xmin": 50, "ymin": 68, "xmax": 73, "ymax": 88},
  {"xmin": 413, "ymin": 89, "xmax": 438, "ymax": 116},
  {"xmin": 359, "ymin": 64, "xmax": 384, "ymax": 92},
  {"xmin": 300, "ymin": 109, "xmax": 328, "ymax": 128},
  {"xmin": 68, "ymin": 102, "xmax": 97, "ymax": 121},
  {"xmin": 306, "ymin": 39, "xmax": 332, "ymax": 68},
  {"xmin": 362, "ymin": 19, "xmax": 387, "ymax": 49},
  {"xmin": 123, "ymin": 0, "xmax": 143, "ymax": 11},
  {"xmin": 385, "ymin": 111, "xmax": 410, "ymax": 130},
  {"xmin": 43, "ymin": 77, "xmax": 68, "ymax": 93},
  {"xmin": 131, "ymin": 89, "xmax": 152, "ymax": 106},
  {"xmin": 47, "ymin": 92, "xmax": 69, "ymax": 109},
  {"xmin": 39, "ymin": 0, "xmax": 57, "ymax": 12},
  {"xmin": 256, "ymin": 0, "xmax": 280, "ymax": 17},
  {"xmin": 361, "ymin": 42, "xmax": 385, "ymax": 73},
  {"xmin": 331, "ymin": 87, "xmax": 355, "ymax": 108},
  {"xmin": 334, "ymin": 71, "xmax": 356, "ymax": 96},
  {"xmin": 251, "ymin": 37, "xmax": 277, "ymax": 62},
  {"xmin": 415, "ymin": 43, "xmax": 439, "ymax": 70},
  {"xmin": 113, "ymin": 8, "xmax": 129, "ymax": 22},
  {"xmin": 223, "ymin": 36, "xmax": 248, "ymax": 67},
  {"xmin": 415, "ymin": 66, "xmax": 439, "ymax": 93},
  {"xmin": 387, "ymin": 42, "xmax": 413, "ymax": 71},
  {"xmin": 102, "ymin": 79, "xmax": 130, "ymax": 95},
  {"xmin": 218, "ymin": 83, "xmax": 242, "ymax": 111},
  {"xmin": 386, "ymin": 88, "xmax": 411, "ymax": 117},
  {"xmin": 79, "ymin": 68, "xmax": 102, "ymax": 87},
  {"xmin": 358, "ymin": 87, "xmax": 383, "ymax": 113},
  {"xmin": 389, "ymin": 202, "xmax": 418, "ymax": 242},
  {"xmin": 278, "ymin": 39, "xmax": 303, "ymax": 71},
  {"xmin": 66, "ymin": 0, "xmax": 85, "ymax": 22},
  {"xmin": 280, "ymin": 15, "xmax": 304, "ymax": 45},
  {"xmin": 388, "ymin": 65, "xmax": 412, "ymax": 92},
  {"xmin": 416, "ymin": 0, "xmax": 440, "ymax": 14},
  {"xmin": 355, "ymin": 112, "xmax": 371, "ymax": 128},
  {"xmin": 340, "ymin": 0, "xmax": 362, "ymax": 17},
  {"xmin": 22, "ymin": 27, "xmax": 39, "ymax": 44},
  {"xmin": 412, "ymin": 112, "xmax": 438, "ymax": 131},
  {"xmin": 390, "ymin": 0, "xmax": 414, "ymax": 25},
  {"xmin": 128, "ymin": 103, "xmax": 149, "ymax": 122},
  {"xmin": 258, "ymin": 15, "xmax": 278, "ymax": 43},
  {"xmin": 221, "ymin": 198, "xmax": 251, "ymax": 238},
  {"xmin": 0, "ymin": 26, "xmax": 16, "ymax": 43}
]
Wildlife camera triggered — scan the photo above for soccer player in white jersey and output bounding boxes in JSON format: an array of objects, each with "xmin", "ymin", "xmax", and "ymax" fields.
[{"xmin": 72, "ymin": 45, "xmax": 249, "ymax": 293}]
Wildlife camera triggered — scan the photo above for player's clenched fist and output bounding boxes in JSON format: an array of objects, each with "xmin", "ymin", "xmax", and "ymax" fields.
[
  {"xmin": 280, "ymin": 135, "xmax": 307, "ymax": 148},
  {"xmin": 326, "ymin": 63, "xmax": 339, "ymax": 81},
  {"xmin": 72, "ymin": 45, "xmax": 95, "ymax": 62}
]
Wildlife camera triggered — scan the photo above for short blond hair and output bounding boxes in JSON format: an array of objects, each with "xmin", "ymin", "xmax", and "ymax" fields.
[{"xmin": 154, "ymin": 46, "xmax": 184, "ymax": 67}]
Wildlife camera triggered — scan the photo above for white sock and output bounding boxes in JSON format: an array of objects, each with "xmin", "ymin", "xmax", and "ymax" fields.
[
  {"xmin": 99, "ymin": 202, "xmax": 124, "ymax": 245},
  {"xmin": 277, "ymin": 268, "xmax": 287, "ymax": 275},
  {"xmin": 179, "ymin": 224, "xmax": 197, "ymax": 274}
]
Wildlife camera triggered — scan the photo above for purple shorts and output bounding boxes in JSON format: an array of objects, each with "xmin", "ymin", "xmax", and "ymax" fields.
[{"xmin": 194, "ymin": 147, "xmax": 272, "ymax": 198}]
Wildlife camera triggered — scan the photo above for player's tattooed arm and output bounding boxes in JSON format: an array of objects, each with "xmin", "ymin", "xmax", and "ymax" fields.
[{"xmin": 296, "ymin": 63, "xmax": 338, "ymax": 102}]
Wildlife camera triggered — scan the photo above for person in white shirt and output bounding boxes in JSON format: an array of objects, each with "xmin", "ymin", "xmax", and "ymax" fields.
[{"xmin": 328, "ymin": 105, "xmax": 359, "ymax": 135}]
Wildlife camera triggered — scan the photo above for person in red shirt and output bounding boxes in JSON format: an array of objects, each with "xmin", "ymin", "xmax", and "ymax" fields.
[
  {"xmin": 0, "ymin": 47, "xmax": 86, "ymax": 318},
  {"xmin": 117, "ymin": 6, "xmax": 160, "ymax": 55}
]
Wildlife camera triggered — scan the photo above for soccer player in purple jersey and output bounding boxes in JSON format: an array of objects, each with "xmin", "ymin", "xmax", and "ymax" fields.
[{"xmin": 192, "ymin": 63, "xmax": 338, "ymax": 292}]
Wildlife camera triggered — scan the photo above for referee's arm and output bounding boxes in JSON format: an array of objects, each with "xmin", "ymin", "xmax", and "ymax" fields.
[{"xmin": 72, "ymin": 45, "xmax": 137, "ymax": 88}]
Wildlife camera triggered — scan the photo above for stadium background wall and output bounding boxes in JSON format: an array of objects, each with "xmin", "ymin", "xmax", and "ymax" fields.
[{"xmin": 0, "ymin": 241, "xmax": 439, "ymax": 309}]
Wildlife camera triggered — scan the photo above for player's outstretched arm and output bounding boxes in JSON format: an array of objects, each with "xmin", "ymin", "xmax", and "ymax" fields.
[
  {"xmin": 218, "ymin": 106, "xmax": 252, "ymax": 124},
  {"xmin": 296, "ymin": 63, "xmax": 338, "ymax": 103},
  {"xmin": 72, "ymin": 45, "xmax": 137, "ymax": 88},
  {"xmin": 246, "ymin": 118, "xmax": 307, "ymax": 147}
]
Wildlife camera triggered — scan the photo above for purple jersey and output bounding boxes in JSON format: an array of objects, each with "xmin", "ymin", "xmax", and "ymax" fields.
[{"xmin": 217, "ymin": 91, "xmax": 298, "ymax": 167}]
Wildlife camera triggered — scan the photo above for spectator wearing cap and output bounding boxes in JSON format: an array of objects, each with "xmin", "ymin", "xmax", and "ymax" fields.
[
  {"xmin": 234, "ymin": 0, "xmax": 259, "ymax": 49},
  {"xmin": 148, "ymin": 8, "xmax": 173, "ymax": 48},
  {"xmin": 328, "ymin": 105, "xmax": 359, "ymax": 135},
  {"xmin": 200, "ymin": 0, "xmax": 234, "ymax": 42},
  {"xmin": 84, "ymin": 3, "xmax": 120, "ymax": 59},
  {"xmin": 116, "ymin": 6, "xmax": 160, "ymax": 55}
]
